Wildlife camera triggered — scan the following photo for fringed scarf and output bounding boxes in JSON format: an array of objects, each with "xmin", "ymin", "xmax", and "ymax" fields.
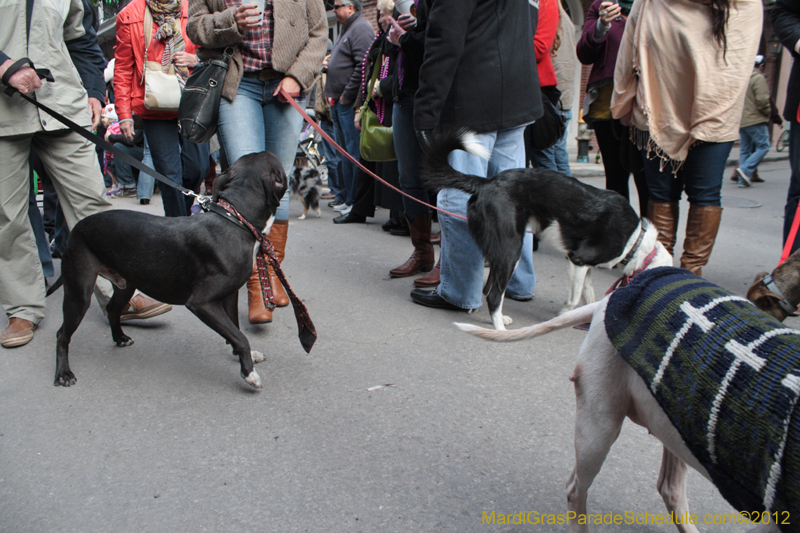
[{"xmin": 146, "ymin": 0, "xmax": 189, "ymax": 82}]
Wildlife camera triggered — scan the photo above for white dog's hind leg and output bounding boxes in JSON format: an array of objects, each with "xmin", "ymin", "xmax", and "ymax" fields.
[
  {"xmin": 490, "ymin": 295, "xmax": 512, "ymax": 330},
  {"xmin": 561, "ymin": 262, "xmax": 588, "ymax": 314},
  {"xmin": 656, "ymin": 447, "xmax": 700, "ymax": 533},
  {"xmin": 582, "ymin": 270, "xmax": 595, "ymax": 306}
]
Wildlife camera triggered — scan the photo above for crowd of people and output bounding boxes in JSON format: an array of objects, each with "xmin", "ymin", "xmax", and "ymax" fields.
[{"xmin": 0, "ymin": 0, "xmax": 792, "ymax": 348}]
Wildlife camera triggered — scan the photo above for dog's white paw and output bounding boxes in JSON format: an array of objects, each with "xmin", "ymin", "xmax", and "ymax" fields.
[
  {"xmin": 503, "ymin": 315, "xmax": 513, "ymax": 326},
  {"xmin": 298, "ymin": 214, "xmax": 307, "ymax": 220},
  {"xmin": 315, "ymin": 209, "xmax": 321, "ymax": 218},
  {"xmin": 244, "ymin": 370, "xmax": 262, "ymax": 389},
  {"xmin": 251, "ymin": 350, "xmax": 266, "ymax": 364}
]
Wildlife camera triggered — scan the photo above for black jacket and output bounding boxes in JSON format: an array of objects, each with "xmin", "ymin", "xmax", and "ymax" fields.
[
  {"xmin": 324, "ymin": 12, "xmax": 375, "ymax": 104},
  {"xmin": 773, "ymin": 0, "xmax": 800, "ymax": 123},
  {"xmin": 414, "ymin": 0, "xmax": 542, "ymax": 133}
]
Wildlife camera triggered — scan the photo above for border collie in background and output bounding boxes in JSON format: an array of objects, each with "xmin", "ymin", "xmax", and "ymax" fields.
[{"xmin": 291, "ymin": 166, "xmax": 323, "ymax": 220}]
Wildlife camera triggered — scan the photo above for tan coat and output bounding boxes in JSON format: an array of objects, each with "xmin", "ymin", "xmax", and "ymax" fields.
[
  {"xmin": 740, "ymin": 69, "xmax": 770, "ymax": 129},
  {"xmin": 186, "ymin": 0, "xmax": 328, "ymax": 101},
  {"xmin": 610, "ymin": 0, "xmax": 762, "ymax": 167}
]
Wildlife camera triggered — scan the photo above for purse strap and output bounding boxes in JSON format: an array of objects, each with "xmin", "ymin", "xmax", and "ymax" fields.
[
  {"xmin": 142, "ymin": 6, "xmax": 154, "ymax": 83},
  {"xmin": 361, "ymin": 52, "xmax": 383, "ymax": 113}
]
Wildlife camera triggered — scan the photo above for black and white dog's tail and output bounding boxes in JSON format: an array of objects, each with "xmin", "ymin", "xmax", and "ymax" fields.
[
  {"xmin": 423, "ymin": 129, "xmax": 492, "ymax": 194},
  {"xmin": 454, "ymin": 301, "xmax": 603, "ymax": 342}
]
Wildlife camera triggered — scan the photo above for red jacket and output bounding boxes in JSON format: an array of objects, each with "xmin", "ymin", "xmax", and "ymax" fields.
[
  {"xmin": 534, "ymin": 0, "xmax": 559, "ymax": 89},
  {"xmin": 114, "ymin": 0, "xmax": 198, "ymax": 121}
]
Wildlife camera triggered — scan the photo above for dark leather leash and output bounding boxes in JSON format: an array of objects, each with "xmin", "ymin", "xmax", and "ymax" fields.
[
  {"xmin": 5, "ymin": 62, "xmax": 316, "ymax": 352},
  {"xmin": 3, "ymin": 60, "xmax": 198, "ymax": 200},
  {"xmin": 217, "ymin": 199, "xmax": 317, "ymax": 353}
]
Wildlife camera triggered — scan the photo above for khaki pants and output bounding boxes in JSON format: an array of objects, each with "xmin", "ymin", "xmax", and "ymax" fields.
[{"xmin": 0, "ymin": 129, "xmax": 113, "ymax": 324}]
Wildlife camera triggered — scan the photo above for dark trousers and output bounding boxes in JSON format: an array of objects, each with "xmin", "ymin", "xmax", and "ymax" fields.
[{"xmin": 593, "ymin": 120, "xmax": 648, "ymax": 215}]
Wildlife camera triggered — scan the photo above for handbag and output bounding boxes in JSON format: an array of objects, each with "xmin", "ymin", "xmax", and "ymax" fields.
[
  {"xmin": 359, "ymin": 55, "xmax": 396, "ymax": 162},
  {"xmin": 178, "ymin": 48, "xmax": 233, "ymax": 144},
  {"xmin": 528, "ymin": 86, "xmax": 567, "ymax": 151},
  {"xmin": 142, "ymin": 6, "xmax": 182, "ymax": 111}
]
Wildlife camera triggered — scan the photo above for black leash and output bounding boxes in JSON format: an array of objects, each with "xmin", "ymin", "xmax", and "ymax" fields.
[{"xmin": 3, "ymin": 60, "xmax": 197, "ymax": 199}]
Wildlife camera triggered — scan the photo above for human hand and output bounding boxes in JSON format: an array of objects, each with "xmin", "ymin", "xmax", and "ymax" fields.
[
  {"xmin": 173, "ymin": 51, "xmax": 198, "ymax": 69},
  {"xmin": 354, "ymin": 108, "xmax": 361, "ymax": 130},
  {"xmin": 0, "ymin": 60, "xmax": 42, "ymax": 95},
  {"xmin": 274, "ymin": 76, "xmax": 301, "ymax": 101},
  {"xmin": 387, "ymin": 17, "xmax": 405, "ymax": 46},
  {"xmin": 235, "ymin": 4, "xmax": 262, "ymax": 33},
  {"xmin": 88, "ymin": 97, "xmax": 103, "ymax": 130},
  {"xmin": 120, "ymin": 121, "xmax": 135, "ymax": 141},
  {"xmin": 396, "ymin": 14, "xmax": 416, "ymax": 30},
  {"xmin": 598, "ymin": 1, "xmax": 621, "ymax": 25}
]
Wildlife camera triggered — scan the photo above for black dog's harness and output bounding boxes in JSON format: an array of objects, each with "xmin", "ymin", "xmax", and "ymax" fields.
[{"xmin": 762, "ymin": 273, "xmax": 799, "ymax": 317}]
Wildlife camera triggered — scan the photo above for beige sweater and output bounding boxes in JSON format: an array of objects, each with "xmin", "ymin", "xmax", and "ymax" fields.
[
  {"xmin": 610, "ymin": 0, "xmax": 762, "ymax": 168},
  {"xmin": 186, "ymin": 0, "xmax": 328, "ymax": 101}
]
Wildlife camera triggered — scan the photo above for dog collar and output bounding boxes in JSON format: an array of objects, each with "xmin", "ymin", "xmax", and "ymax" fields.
[
  {"xmin": 203, "ymin": 199, "xmax": 251, "ymax": 234},
  {"xmin": 762, "ymin": 273, "xmax": 799, "ymax": 317},
  {"xmin": 618, "ymin": 219, "xmax": 648, "ymax": 267}
]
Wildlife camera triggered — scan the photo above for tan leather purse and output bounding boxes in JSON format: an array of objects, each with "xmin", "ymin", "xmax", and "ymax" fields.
[{"xmin": 142, "ymin": 6, "xmax": 182, "ymax": 111}]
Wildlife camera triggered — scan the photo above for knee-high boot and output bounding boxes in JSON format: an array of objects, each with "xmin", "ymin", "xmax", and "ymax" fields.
[
  {"xmin": 647, "ymin": 201, "xmax": 679, "ymax": 257},
  {"xmin": 247, "ymin": 263, "xmax": 272, "ymax": 324},
  {"xmin": 267, "ymin": 221, "xmax": 290, "ymax": 307},
  {"xmin": 680, "ymin": 204, "xmax": 722, "ymax": 277},
  {"xmin": 389, "ymin": 212, "xmax": 435, "ymax": 278}
]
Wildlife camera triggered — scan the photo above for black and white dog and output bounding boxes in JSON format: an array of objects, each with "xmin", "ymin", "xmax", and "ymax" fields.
[
  {"xmin": 49, "ymin": 152, "xmax": 287, "ymax": 389},
  {"xmin": 291, "ymin": 166, "xmax": 323, "ymax": 220},
  {"xmin": 423, "ymin": 129, "xmax": 672, "ymax": 329}
]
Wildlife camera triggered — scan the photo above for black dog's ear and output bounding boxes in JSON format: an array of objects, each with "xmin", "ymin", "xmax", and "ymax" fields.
[{"xmin": 211, "ymin": 169, "xmax": 233, "ymax": 202}]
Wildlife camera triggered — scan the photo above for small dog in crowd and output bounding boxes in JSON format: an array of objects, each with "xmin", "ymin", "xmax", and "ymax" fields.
[
  {"xmin": 48, "ymin": 152, "xmax": 288, "ymax": 389},
  {"xmin": 458, "ymin": 266, "xmax": 799, "ymax": 533},
  {"xmin": 291, "ymin": 166, "xmax": 323, "ymax": 220},
  {"xmin": 423, "ymin": 129, "xmax": 672, "ymax": 329}
]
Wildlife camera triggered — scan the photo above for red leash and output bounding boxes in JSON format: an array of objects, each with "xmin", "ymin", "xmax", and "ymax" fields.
[
  {"xmin": 279, "ymin": 88, "xmax": 468, "ymax": 222},
  {"xmin": 780, "ymin": 202, "xmax": 800, "ymax": 265}
]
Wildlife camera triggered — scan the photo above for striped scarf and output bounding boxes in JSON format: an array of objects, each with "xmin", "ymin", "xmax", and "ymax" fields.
[{"xmin": 146, "ymin": 0, "xmax": 188, "ymax": 81}]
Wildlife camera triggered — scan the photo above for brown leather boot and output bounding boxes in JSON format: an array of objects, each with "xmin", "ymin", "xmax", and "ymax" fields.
[
  {"xmin": 752, "ymin": 168, "xmax": 764, "ymax": 183},
  {"xmin": 389, "ymin": 213, "xmax": 435, "ymax": 278},
  {"xmin": 680, "ymin": 204, "xmax": 722, "ymax": 277},
  {"xmin": 267, "ymin": 221, "xmax": 290, "ymax": 307},
  {"xmin": 414, "ymin": 259, "xmax": 440, "ymax": 288},
  {"xmin": 247, "ymin": 264, "xmax": 272, "ymax": 324},
  {"xmin": 647, "ymin": 201, "xmax": 679, "ymax": 256}
]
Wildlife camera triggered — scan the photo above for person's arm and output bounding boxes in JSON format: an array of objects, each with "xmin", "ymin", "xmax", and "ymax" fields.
[
  {"xmin": 414, "ymin": 0, "xmax": 477, "ymax": 131},
  {"xmin": 113, "ymin": 15, "xmax": 136, "ymax": 139},
  {"xmin": 186, "ymin": 0, "xmax": 247, "ymax": 49},
  {"xmin": 772, "ymin": 0, "xmax": 800, "ymax": 56},
  {"xmin": 609, "ymin": 0, "xmax": 640, "ymax": 122},
  {"xmin": 534, "ymin": 0, "xmax": 558, "ymax": 65},
  {"xmin": 576, "ymin": 0, "xmax": 605, "ymax": 65},
  {"xmin": 281, "ymin": 0, "xmax": 328, "ymax": 94},
  {"xmin": 65, "ymin": 0, "xmax": 107, "ymax": 128}
]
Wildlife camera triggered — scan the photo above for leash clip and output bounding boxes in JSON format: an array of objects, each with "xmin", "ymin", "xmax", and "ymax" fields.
[{"xmin": 763, "ymin": 273, "xmax": 799, "ymax": 317}]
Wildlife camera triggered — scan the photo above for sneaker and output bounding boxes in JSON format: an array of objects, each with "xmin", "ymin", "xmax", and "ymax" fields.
[
  {"xmin": 0, "ymin": 318, "xmax": 36, "ymax": 348},
  {"xmin": 106, "ymin": 188, "xmax": 120, "ymax": 196},
  {"xmin": 736, "ymin": 168, "xmax": 751, "ymax": 188},
  {"xmin": 111, "ymin": 188, "xmax": 136, "ymax": 198},
  {"xmin": 328, "ymin": 200, "xmax": 343, "ymax": 208},
  {"xmin": 333, "ymin": 203, "xmax": 351, "ymax": 212},
  {"xmin": 120, "ymin": 295, "xmax": 173, "ymax": 322},
  {"xmin": 339, "ymin": 205, "xmax": 353, "ymax": 215}
]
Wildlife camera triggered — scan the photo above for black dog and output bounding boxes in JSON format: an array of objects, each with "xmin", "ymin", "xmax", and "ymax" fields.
[
  {"xmin": 290, "ymin": 166, "xmax": 322, "ymax": 220},
  {"xmin": 49, "ymin": 152, "xmax": 287, "ymax": 389},
  {"xmin": 423, "ymin": 129, "xmax": 670, "ymax": 329}
]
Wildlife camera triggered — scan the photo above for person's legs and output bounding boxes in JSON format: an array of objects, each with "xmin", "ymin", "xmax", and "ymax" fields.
[
  {"xmin": 594, "ymin": 120, "xmax": 631, "ymax": 202},
  {"xmin": 142, "ymin": 119, "xmax": 187, "ymax": 217},
  {"xmin": 529, "ymin": 144, "xmax": 559, "ymax": 171},
  {"xmin": 552, "ymin": 108, "xmax": 572, "ymax": 176},
  {"xmin": 333, "ymin": 101, "xmax": 360, "ymax": 206},
  {"xmin": 318, "ymin": 118, "xmax": 344, "ymax": 202},
  {"xmin": 738, "ymin": 123, "xmax": 770, "ymax": 178},
  {"xmin": 784, "ymin": 120, "xmax": 800, "ymax": 255},
  {"xmin": 179, "ymin": 136, "xmax": 209, "ymax": 213},
  {"xmin": 642, "ymin": 149, "xmax": 683, "ymax": 256},
  {"xmin": 112, "ymin": 142, "xmax": 144, "ymax": 191}
]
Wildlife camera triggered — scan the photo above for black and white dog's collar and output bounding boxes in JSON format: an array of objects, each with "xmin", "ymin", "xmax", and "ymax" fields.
[
  {"xmin": 763, "ymin": 273, "xmax": 799, "ymax": 317},
  {"xmin": 619, "ymin": 219, "xmax": 648, "ymax": 267}
]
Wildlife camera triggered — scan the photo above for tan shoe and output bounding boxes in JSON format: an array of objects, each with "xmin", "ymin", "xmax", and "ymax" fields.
[
  {"xmin": 120, "ymin": 295, "xmax": 173, "ymax": 322},
  {"xmin": 1, "ymin": 318, "xmax": 36, "ymax": 348}
]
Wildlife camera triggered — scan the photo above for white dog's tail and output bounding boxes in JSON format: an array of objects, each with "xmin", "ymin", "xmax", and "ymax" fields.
[{"xmin": 454, "ymin": 301, "xmax": 603, "ymax": 342}]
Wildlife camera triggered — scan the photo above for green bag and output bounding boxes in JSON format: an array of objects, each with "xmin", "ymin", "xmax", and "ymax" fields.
[{"xmin": 359, "ymin": 55, "xmax": 396, "ymax": 162}]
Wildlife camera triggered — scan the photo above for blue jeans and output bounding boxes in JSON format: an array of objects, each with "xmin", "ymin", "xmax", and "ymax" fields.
[
  {"xmin": 530, "ymin": 108, "xmax": 573, "ymax": 176},
  {"xmin": 784, "ymin": 121, "xmax": 800, "ymax": 254},
  {"xmin": 218, "ymin": 77, "xmax": 306, "ymax": 220},
  {"xmin": 318, "ymin": 119, "xmax": 344, "ymax": 202},
  {"xmin": 330, "ymin": 100, "xmax": 360, "ymax": 206},
  {"xmin": 437, "ymin": 125, "xmax": 535, "ymax": 309},
  {"xmin": 393, "ymin": 99, "xmax": 429, "ymax": 221},
  {"xmin": 643, "ymin": 141, "xmax": 733, "ymax": 207},
  {"xmin": 137, "ymin": 137, "xmax": 155, "ymax": 200},
  {"xmin": 142, "ymin": 118, "xmax": 209, "ymax": 217},
  {"xmin": 739, "ymin": 123, "xmax": 770, "ymax": 178},
  {"xmin": 113, "ymin": 142, "xmax": 144, "ymax": 190}
]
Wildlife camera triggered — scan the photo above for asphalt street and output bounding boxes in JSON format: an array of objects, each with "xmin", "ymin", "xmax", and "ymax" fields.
[{"xmin": 1, "ymin": 158, "xmax": 796, "ymax": 533}]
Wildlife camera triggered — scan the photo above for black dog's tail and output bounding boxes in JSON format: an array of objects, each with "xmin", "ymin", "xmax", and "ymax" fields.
[
  {"xmin": 423, "ymin": 129, "xmax": 492, "ymax": 194},
  {"xmin": 46, "ymin": 276, "xmax": 63, "ymax": 296}
]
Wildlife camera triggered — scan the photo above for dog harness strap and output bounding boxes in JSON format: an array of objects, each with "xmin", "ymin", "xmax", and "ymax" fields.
[
  {"xmin": 763, "ymin": 274, "xmax": 799, "ymax": 317},
  {"xmin": 618, "ymin": 219, "xmax": 648, "ymax": 267},
  {"xmin": 606, "ymin": 246, "xmax": 658, "ymax": 295},
  {"xmin": 217, "ymin": 200, "xmax": 317, "ymax": 353}
]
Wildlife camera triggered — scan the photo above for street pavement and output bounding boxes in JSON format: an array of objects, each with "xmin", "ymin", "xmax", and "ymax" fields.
[{"xmin": 1, "ymin": 156, "xmax": 796, "ymax": 533}]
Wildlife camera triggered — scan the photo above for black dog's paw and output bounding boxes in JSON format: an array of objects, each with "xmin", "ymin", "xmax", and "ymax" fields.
[
  {"xmin": 114, "ymin": 335, "xmax": 134, "ymax": 347},
  {"xmin": 54, "ymin": 371, "xmax": 77, "ymax": 387}
]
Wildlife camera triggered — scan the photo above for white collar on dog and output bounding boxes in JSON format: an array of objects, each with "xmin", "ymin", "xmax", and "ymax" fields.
[{"xmin": 618, "ymin": 218, "xmax": 648, "ymax": 267}]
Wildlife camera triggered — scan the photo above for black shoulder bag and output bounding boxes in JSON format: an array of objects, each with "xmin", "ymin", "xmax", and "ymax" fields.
[
  {"xmin": 528, "ymin": 86, "xmax": 567, "ymax": 151},
  {"xmin": 178, "ymin": 47, "xmax": 234, "ymax": 144}
]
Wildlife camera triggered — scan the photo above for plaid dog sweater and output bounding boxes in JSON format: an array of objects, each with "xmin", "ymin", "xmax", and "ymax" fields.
[{"xmin": 605, "ymin": 267, "xmax": 800, "ymax": 529}]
